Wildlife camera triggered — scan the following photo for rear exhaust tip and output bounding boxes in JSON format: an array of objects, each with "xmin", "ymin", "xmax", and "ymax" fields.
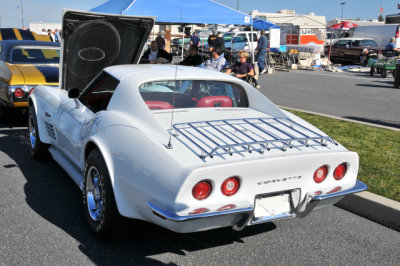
[{"xmin": 232, "ymin": 213, "xmax": 252, "ymax": 231}]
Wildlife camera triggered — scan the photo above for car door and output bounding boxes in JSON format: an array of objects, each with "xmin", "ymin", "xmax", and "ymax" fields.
[
  {"xmin": 333, "ymin": 40, "xmax": 350, "ymax": 60},
  {"xmin": 347, "ymin": 40, "xmax": 361, "ymax": 61},
  {"xmin": 53, "ymin": 72, "xmax": 119, "ymax": 170}
]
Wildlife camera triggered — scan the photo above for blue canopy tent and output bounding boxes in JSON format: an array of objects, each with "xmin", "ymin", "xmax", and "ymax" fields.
[
  {"xmin": 253, "ymin": 19, "xmax": 279, "ymax": 31},
  {"xmin": 90, "ymin": 0, "xmax": 252, "ymax": 26},
  {"xmin": 90, "ymin": 0, "xmax": 255, "ymax": 61}
]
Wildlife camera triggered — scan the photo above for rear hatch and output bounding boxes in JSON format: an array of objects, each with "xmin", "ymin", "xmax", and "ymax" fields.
[{"xmin": 61, "ymin": 10, "xmax": 154, "ymax": 91}]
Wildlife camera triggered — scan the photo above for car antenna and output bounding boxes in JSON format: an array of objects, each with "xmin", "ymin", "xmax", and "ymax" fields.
[{"xmin": 167, "ymin": 10, "xmax": 183, "ymax": 149}]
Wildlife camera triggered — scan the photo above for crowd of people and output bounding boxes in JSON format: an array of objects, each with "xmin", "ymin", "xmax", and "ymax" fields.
[
  {"xmin": 140, "ymin": 29, "xmax": 269, "ymax": 86},
  {"xmin": 41, "ymin": 28, "xmax": 61, "ymax": 42}
]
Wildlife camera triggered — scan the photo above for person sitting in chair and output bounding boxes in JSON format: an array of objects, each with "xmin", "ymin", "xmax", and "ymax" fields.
[
  {"xmin": 180, "ymin": 45, "xmax": 203, "ymax": 66},
  {"xmin": 141, "ymin": 41, "xmax": 172, "ymax": 64},
  {"xmin": 225, "ymin": 50, "xmax": 255, "ymax": 80},
  {"xmin": 203, "ymin": 47, "xmax": 226, "ymax": 71}
]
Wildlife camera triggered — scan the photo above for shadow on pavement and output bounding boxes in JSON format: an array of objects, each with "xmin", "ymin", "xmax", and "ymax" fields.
[
  {"xmin": 0, "ymin": 128, "xmax": 276, "ymax": 265},
  {"xmin": 343, "ymin": 116, "xmax": 400, "ymax": 129},
  {"xmin": 354, "ymin": 83, "xmax": 396, "ymax": 89}
]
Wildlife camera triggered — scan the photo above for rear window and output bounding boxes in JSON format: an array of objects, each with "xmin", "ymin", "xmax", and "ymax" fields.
[
  {"xmin": 139, "ymin": 80, "xmax": 248, "ymax": 110},
  {"xmin": 10, "ymin": 47, "xmax": 60, "ymax": 64}
]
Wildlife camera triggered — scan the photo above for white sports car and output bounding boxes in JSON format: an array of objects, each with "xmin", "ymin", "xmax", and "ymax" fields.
[{"xmin": 28, "ymin": 10, "xmax": 367, "ymax": 239}]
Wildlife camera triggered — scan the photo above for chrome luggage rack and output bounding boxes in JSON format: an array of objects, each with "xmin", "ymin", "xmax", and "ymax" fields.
[{"xmin": 172, "ymin": 117, "xmax": 338, "ymax": 159}]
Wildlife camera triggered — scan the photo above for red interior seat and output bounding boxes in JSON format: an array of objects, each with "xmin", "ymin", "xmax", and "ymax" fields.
[
  {"xmin": 196, "ymin": 96, "xmax": 232, "ymax": 108},
  {"xmin": 145, "ymin": 101, "xmax": 173, "ymax": 110}
]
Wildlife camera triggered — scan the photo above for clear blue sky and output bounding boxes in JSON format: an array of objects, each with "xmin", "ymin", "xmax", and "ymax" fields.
[{"xmin": 0, "ymin": 0, "xmax": 399, "ymax": 28}]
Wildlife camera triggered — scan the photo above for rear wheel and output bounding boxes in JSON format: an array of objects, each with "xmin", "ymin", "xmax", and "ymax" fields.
[
  {"xmin": 370, "ymin": 67, "xmax": 375, "ymax": 76},
  {"xmin": 0, "ymin": 102, "xmax": 6, "ymax": 122},
  {"xmin": 381, "ymin": 70, "xmax": 387, "ymax": 78},
  {"xmin": 83, "ymin": 149, "xmax": 132, "ymax": 240},
  {"xmin": 28, "ymin": 106, "xmax": 49, "ymax": 160}
]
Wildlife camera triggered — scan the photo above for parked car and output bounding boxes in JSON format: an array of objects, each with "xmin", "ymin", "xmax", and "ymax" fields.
[
  {"xmin": 0, "ymin": 40, "xmax": 60, "ymax": 120},
  {"xmin": 29, "ymin": 10, "xmax": 367, "ymax": 240},
  {"xmin": 325, "ymin": 38, "xmax": 384, "ymax": 64}
]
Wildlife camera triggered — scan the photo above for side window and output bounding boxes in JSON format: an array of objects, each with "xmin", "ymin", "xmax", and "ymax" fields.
[
  {"xmin": 236, "ymin": 33, "xmax": 248, "ymax": 42},
  {"xmin": 337, "ymin": 40, "xmax": 350, "ymax": 47},
  {"xmin": 351, "ymin": 40, "xmax": 360, "ymax": 47},
  {"xmin": 80, "ymin": 73, "xmax": 119, "ymax": 113}
]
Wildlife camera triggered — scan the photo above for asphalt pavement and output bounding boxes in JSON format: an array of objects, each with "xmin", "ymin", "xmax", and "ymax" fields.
[{"xmin": 258, "ymin": 69, "xmax": 400, "ymax": 129}]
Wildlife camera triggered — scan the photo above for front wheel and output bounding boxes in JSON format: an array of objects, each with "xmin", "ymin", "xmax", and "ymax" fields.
[
  {"xmin": 83, "ymin": 149, "xmax": 132, "ymax": 240},
  {"xmin": 381, "ymin": 70, "xmax": 387, "ymax": 78},
  {"xmin": 28, "ymin": 106, "xmax": 49, "ymax": 160}
]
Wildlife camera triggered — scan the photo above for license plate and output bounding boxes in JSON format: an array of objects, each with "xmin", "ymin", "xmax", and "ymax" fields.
[{"xmin": 253, "ymin": 193, "xmax": 293, "ymax": 223}]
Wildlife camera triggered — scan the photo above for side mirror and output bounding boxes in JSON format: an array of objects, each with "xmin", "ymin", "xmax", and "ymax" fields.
[{"xmin": 68, "ymin": 88, "xmax": 80, "ymax": 98}]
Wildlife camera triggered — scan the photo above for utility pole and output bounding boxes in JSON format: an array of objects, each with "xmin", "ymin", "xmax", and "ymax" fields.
[
  {"xmin": 340, "ymin": 2, "xmax": 346, "ymax": 20},
  {"xmin": 20, "ymin": 0, "xmax": 25, "ymax": 28}
]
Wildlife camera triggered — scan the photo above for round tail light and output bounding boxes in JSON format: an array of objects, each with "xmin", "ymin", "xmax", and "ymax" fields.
[
  {"xmin": 192, "ymin": 180, "xmax": 212, "ymax": 200},
  {"xmin": 14, "ymin": 88, "xmax": 24, "ymax": 98},
  {"xmin": 221, "ymin": 176, "xmax": 240, "ymax": 196},
  {"xmin": 313, "ymin": 165, "xmax": 328, "ymax": 183},
  {"xmin": 334, "ymin": 163, "xmax": 347, "ymax": 180}
]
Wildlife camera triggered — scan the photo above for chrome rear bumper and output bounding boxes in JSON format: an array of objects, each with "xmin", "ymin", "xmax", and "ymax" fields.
[{"xmin": 146, "ymin": 180, "xmax": 368, "ymax": 230}]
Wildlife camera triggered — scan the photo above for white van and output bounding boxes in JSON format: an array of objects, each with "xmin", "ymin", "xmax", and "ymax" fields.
[{"xmin": 346, "ymin": 24, "xmax": 400, "ymax": 48}]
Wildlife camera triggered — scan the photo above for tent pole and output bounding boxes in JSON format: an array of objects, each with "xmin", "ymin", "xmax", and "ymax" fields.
[
  {"xmin": 251, "ymin": 25, "xmax": 255, "ymax": 63},
  {"xmin": 182, "ymin": 25, "xmax": 184, "ymax": 61},
  {"xmin": 328, "ymin": 27, "xmax": 333, "ymax": 62}
]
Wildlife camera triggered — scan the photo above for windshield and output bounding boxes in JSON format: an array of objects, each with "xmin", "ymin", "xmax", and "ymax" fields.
[
  {"xmin": 139, "ymin": 80, "xmax": 248, "ymax": 110},
  {"xmin": 10, "ymin": 47, "xmax": 60, "ymax": 64}
]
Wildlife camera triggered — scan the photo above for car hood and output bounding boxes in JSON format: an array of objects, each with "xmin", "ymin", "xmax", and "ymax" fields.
[{"xmin": 61, "ymin": 10, "xmax": 154, "ymax": 91}]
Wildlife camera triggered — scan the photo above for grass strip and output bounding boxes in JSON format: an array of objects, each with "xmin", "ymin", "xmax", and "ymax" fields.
[{"xmin": 288, "ymin": 110, "xmax": 400, "ymax": 202}]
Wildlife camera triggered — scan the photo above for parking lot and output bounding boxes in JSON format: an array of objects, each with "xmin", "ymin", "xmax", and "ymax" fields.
[{"xmin": 1, "ymin": 69, "xmax": 399, "ymax": 265}]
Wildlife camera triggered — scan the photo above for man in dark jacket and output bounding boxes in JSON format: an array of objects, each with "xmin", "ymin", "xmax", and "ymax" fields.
[
  {"xmin": 180, "ymin": 45, "xmax": 203, "ymax": 66},
  {"xmin": 215, "ymin": 32, "xmax": 225, "ymax": 50},
  {"xmin": 207, "ymin": 30, "xmax": 217, "ymax": 49},
  {"xmin": 141, "ymin": 41, "xmax": 172, "ymax": 64},
  {"xmin": 256, "ymin": 30, "xmax": 267, "ymax": 74}
]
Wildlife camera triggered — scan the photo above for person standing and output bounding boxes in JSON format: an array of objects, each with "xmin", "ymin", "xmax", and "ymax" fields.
[
  {"xmin": 215, "ymin": 32, "xmax": 225, "ymax": 50},
  {"xmin": 207, "ymin": 30, "xmax": 217, "ymax": 49},
  {"xmin": 54, "ymin": 29, "xmax": 61, "ymax": 42},
  {"xmin": 155, "ymin": 32, "xmax": 166, "ymax": 50},
  {"xmin": 256, "ymin": 30, "xmax": 267, "ymax": 74},
  {"xmin": 190, "ymin": 32, "xmax": 200, "ymax": 47},
  {"xmin": 47, "ymin": 29, "xmax": 54, "ymax": 42}
]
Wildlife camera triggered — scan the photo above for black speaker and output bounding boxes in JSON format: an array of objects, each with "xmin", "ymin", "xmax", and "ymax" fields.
[{"xmin": 66, "ymin": 20, "xmax": 121, "ymax": 78}]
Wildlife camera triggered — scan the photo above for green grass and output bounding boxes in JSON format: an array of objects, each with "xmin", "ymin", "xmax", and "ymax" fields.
[{"xmin": 287, "ymin": 110, "xmax": 400, "ymax": 202}]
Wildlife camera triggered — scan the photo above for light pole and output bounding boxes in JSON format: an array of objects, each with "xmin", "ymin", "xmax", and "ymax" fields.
[
  {"xmin": 340, "ymin": 2, "xmax": 346, "ymax": 20},
  {"xmin": 237, "ymin": 0, "xmax": 239, "ymax": 11}
]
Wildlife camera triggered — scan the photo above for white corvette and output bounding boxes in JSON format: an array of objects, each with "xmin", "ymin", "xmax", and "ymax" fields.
[{"xmin": 28, "ymin": 10, "xmax": 367, "ymax": 239}]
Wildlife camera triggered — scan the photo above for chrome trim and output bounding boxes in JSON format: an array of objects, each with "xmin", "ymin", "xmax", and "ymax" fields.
[
  {"xmin": 313, "ymin": 180, "xmax": 368, "ymax": 201},
  {"xmin": 296, "ymin": 180, "xmax": 368, "ymax": 218},
  {"xmin": 146, "ymin": 202, "xmax": 253, "ymax": 222},
  {"xmin": 251, "ymin": 212, "xmax": 296, "ymax": 225}
]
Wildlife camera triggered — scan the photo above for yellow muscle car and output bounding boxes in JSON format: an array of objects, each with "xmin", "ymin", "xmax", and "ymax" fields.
[{"xmin": 0, "ymin": 40, "xmax": 59, "ymax": 120}]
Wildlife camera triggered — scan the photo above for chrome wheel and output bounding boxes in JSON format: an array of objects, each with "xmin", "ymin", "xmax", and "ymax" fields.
[
  {"xmin": 86, "ymin": 166, "xmax": 104, "ymax": 221},
  {"xmin": 28, "ymin": 114, "xmax": 36, "ymax": 149}
]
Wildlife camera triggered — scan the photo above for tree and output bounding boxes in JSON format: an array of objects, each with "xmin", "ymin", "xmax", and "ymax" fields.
[{"xmin": 378, "ymin": 14, "xmax": 384, "ymax": 22}]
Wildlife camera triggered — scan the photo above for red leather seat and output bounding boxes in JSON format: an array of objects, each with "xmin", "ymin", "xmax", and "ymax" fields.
[
  {"xmin": 196, "ymin": 96, "xmax": 232, "ymax": 108},
  {"xmin": 145, "ymin": 101, "xmax": 173, "ymax": 110}
]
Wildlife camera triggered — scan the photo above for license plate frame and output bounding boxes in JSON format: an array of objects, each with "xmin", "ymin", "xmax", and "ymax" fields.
[{"xmin": 252, "ymin": 192, "xmax": 294, "ymax": 224}]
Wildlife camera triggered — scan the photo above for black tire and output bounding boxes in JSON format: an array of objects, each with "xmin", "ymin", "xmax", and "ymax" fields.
[
  {"xmin": 83, "ymin": 149, "xmax": 132, "ymax": 240},
  {"xmin": 381, "ymin": 70, "xmax": 387, "ymax": 78},
  {"xmin": 0, "ymin": 102, "xmax": 5, "ymax": 122},
  {"xmin": 394, "ymin": 64, "xmax": 400, "ymax": 88},
  {"xmin": 28, "ymin": 106, "xmax": 49, "ymax": 160}
]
